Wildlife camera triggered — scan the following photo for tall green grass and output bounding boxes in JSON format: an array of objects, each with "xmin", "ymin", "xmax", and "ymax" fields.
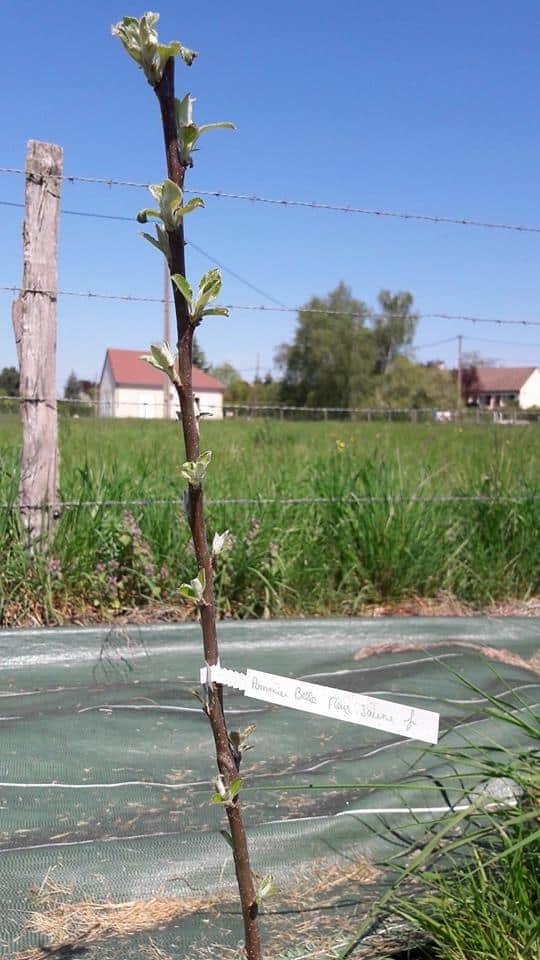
[
  {"xmin": 337, "ymin": 667, "xmax": 540, "ymax": 960},
  {"xmin": 0, "ymin": 416, "xmax": 539, "ymax": 623}
]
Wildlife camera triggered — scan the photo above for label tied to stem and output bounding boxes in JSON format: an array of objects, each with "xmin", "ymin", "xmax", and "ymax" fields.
[{"xmin": 245, "ymin": 669, "xmax": 439, "ymax": 744}]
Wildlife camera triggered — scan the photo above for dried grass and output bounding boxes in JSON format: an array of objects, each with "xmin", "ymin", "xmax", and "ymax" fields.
[
  {"xmin": 15, "ymin": 882, "xmax": 224, "ymax": 960},
  {"xmin": 353, "ymin": 639, "xmax": 540, "ymax": 674},
  {"xmin": 15, "ymin": 855, "xmax": 381, "ymax": 960}
]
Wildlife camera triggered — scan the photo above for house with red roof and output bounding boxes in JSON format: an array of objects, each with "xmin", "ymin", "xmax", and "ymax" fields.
[
  {"xmin": 468, "ymin": 366, "xmax": 540, "ymax": 410},
  {"xmin": 99, "ymin": 348, "xmax": 225, "ymax": 419}
]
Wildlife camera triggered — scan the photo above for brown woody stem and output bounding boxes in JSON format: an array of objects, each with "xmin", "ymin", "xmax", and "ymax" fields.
[{"xmin": 153, "ymin": 58, "xmax": 262, "ymax": 960}]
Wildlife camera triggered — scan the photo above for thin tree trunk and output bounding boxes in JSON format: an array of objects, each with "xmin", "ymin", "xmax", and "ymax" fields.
[
  {"xmin": 153, "ymin": 59, "xmax": 262, "ymax": 959},
  {"xmin": 12, "ymin": 140, "xmax": 62, "ymax": 549}
]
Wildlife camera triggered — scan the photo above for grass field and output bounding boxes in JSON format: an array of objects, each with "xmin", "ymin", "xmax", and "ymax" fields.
[{"xmin": 0, "ymin": 415, "xmax": 539, "ymax": 624}]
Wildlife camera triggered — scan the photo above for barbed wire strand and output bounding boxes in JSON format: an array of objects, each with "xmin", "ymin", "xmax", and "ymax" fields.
[
  {"xmin": 2, "ymin": 167, "xmax": 540, "ymax": 234},
  {"xmin": 1, "ymin": 494, "xmax": 538, "ymax": 511},
  {"xmin": 3, "ymin": 284, "xmax": 540, "ymax": 328}
]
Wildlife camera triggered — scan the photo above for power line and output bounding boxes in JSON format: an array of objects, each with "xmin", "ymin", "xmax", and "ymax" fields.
[
  {"xmin": 3, "ymin": 198, "xmax": 539, "ymax": 327},
  {"xmin": 413, "ymin": 334, "xmax": 540, "ymax": 351},
  {"xmin": 186, "ymin": 239, "xmax": 286, "ymax": 308},
  {"xmin": 0, "ymin": 199, "xmax": 134, "ymax": 222},
  {"xmin": 0, "ymin": 200, "xmax": 283, "ymax": 307},
  {"xmin": 412, "ymin": 336, "xmax": 458, "ymax": 350},
  {"xmin": 4, "ymin": 199, "xmax": 539, "ymax": 322},
  {"xmin": 2, "ymin": 283, "xmax": 540, "ymax": 328},
  {"xmin": 460, "ymin": 334, "xmax": 540, "ymax": 349},
  {"xmin": 2, "ymin": 167, "xmax": 540, "ymax": 234}
]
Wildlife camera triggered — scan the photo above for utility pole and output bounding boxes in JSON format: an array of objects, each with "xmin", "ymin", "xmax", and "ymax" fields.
[
  {"xmin": 457, "ymin": 334, "xmax": 463, "ymax": 408},
  {"xmin": 163, "ymin": 259, "xmax": 171, "ymax": 420}
]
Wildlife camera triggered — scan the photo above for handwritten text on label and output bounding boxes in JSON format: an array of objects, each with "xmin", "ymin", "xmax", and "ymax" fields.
[{"xmin": 245, "ymin": 669, "xmax": 439, "ymax": 744}]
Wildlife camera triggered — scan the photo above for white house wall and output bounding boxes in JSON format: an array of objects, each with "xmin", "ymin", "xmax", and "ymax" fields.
[
  {"xmin": 100, "ymin": 382, "xmax": 224, "ymax": 419},
  {"xmin": 519, "ymin": 369, "xmax": 540, "ymax": 409}
]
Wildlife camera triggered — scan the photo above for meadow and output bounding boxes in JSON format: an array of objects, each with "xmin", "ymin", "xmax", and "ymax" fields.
[{"xmin": 0, "ymin": 414, "xmax": 539, "ymax": 624}]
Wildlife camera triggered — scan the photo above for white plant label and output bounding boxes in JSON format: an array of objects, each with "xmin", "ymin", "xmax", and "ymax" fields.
[{"xmin": 201, "ymin": 665, "xmax": 439, "ymax": 744}]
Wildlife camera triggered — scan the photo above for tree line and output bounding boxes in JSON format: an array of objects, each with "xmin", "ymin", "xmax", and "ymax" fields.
[{"xmin": 210, "ymin": 284, "xmax": 460, "ymax": 409}]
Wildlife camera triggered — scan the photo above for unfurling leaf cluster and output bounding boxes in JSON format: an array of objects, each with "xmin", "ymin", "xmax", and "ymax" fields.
[
  {"xmin": 229, "ymin": 722, "xmax": 256, "ymax": 756},
  {"xmin": 180, "ymin": 450, "xmax": 212, "ymax": 487},
  {"xmin": 211, "ymin": 774, "xmax": 243, "ymax": 807},
  {"xmin": 172, "ymin": 268, "xmax": 230, "ymax": 326},
  {"xmin": 112, "ymin": 12, "xmax": 197, "ymax": 86},
  {"xmin": 179, "ymin": 568, "xmax": 206, "ymax": 603},
  {"xmin": 175, "ymin": 94, "xmax": 235, "ymax": 167},
  {"xmin": 212, "ymin": 529, "xmax": 234, "ymax": 557},
  {"xmin": 255, "ymin": 874, "xmax": 279, "ymax": 905},
  {"xmin": 140, "ymin": 341, "xmax": 178, "ymax": 383},
  {"xmin": 137, "ymin": 180, "xmax": 204, "ymax": 232}
]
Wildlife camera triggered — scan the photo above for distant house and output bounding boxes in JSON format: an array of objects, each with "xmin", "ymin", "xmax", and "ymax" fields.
[
  {"xmin": 468, "ymin": 366, "xmax": 540, "ymax": 410},
  {"xmin": 99, "ymin": 348, "xmax": 225, "ymax": 419}
]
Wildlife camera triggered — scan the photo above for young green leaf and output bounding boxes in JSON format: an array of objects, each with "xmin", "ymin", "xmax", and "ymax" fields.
[
  {"xmin": 139, "ymin": 224, "xmax": 171, "ymax": 263},
  {"xmin": 255, "ymin": 874, "xmax": 279, "ymax": 905},
  {"xmin": 175, "ymin": 92, "xmax": 195, "ymax": 128},
  {"xmin": 140, "ymin": 341, "xmax": 178, "ymax": 382},
  {"xmin": 189, "ymin": 268, "xmax": 230, "ymax": 323},
  {"xmin": 178, "ymin": 197, "xmax": 205, "ymax": 218},
  {"xmin": 229, "ymin": 777, "xmax": 242, "ymax": 799},
  {"xmin": 212, "ymin": 529, "xmax": 234, "ymax": 557},
  {"xmin": 210, "ymin": 774, "xmax": 243, "ymax": 806},
  {"xmin": 171, "ymin": 273, "xmax": 193, "ymax": 308},
  {"xmin": 180, "ymin": 450, "xmax": 212, "ymax": 486},
  {"xmin": 137, "ymin": 180, "xmax": 204, "ymax": 230},
  {"xmin": 179, "ymin": 568, "xmax": 206, "ymax": 603},
  {"xmin": 200, "ymin": 306, "xmax": 230, "ymax": 319},
  {"xmin": 175, "ymin": 94, "xmax": 235, "ymax": 167},
  {"xmin": 220, "ymin": 829, "xmax": 234, "ymax": 849},
  {"xmin": 229, "ymin": 722, "xmax": 256, "ymax": 755}
]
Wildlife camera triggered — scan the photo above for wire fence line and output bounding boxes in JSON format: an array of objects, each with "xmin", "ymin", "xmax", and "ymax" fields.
[
  {"xmin": 2, "ymin": 396, "xmax": 538, "ymax": 423},
  {"xmin": 3, "ymin": 284, "xmax": 540, "ymax": 329},
  {"xmin": 1, "ymin": 494, "xmax": 538, "ymax": 512},
  {"xmin": 2, "ymin": 165, "xmax": 540, "ymax": 234}
]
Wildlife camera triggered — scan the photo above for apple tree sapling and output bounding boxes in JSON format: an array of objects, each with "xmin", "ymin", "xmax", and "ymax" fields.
[{"xmin": 112, "ymin": 12, "xmax": 263, "ymax": 959}]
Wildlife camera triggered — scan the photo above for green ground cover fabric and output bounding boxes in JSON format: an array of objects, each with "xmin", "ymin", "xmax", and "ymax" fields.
[{"xmin": 0, "ymin": 618, "xmax": 538, "ymax": 958}]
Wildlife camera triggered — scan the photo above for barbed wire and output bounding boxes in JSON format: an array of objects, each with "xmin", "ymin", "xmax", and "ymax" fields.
[
  {"xmin": 1, "ymin": 494, "xmax": 538, "ymax": 511},
  {"xmin": 2, "ymin": 166, "xmax": 540, "ymax": 234},
  {"xmin": 3, "ymin": 284, "xmax": 540, "ymax": 328}
]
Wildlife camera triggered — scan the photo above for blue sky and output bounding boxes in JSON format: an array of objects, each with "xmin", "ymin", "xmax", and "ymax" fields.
[{"xmin": 2, "ymin": 0, "xmax": 540, "ymax": 390}]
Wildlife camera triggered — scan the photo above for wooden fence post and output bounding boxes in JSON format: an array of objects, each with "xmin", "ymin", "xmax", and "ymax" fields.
[{"xmin": 12, "ymin": 140, "xmax": 63, "ymax": 548}]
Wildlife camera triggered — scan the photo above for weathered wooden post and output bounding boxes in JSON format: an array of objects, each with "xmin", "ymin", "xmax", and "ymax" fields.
[{"xmin": 12, "ymin": 140, "xmax": 62, "ymax": 548}]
